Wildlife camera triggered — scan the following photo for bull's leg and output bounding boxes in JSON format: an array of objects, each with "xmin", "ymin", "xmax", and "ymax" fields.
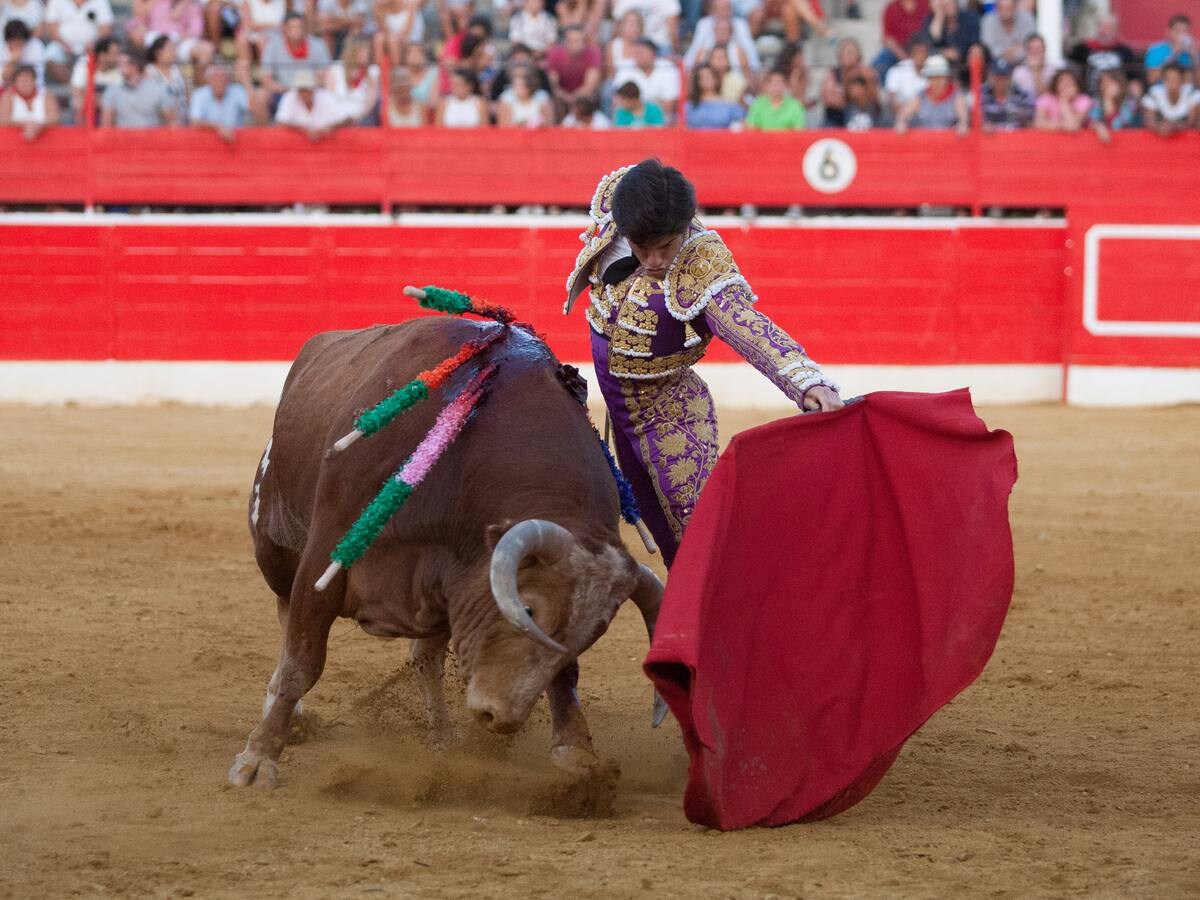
[
  {"xmin": 546, "ymin": 662, "xmax": 599, "ymax": 775},
  {"xmin": 408, "ymin": 635, "xmax": 455, "ymax": 747},
  {"xmin": 263, "ymin": 597, "xmax": 305, "ymax": 719},
  {"xmin": 229, "ymin": 584, "xmax": 338, "ymax": 788}
]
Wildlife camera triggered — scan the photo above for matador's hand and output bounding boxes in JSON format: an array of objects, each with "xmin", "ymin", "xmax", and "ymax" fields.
[{"xmin": 802, "ymin": 385, "xmax": 844, "ymax": 413}]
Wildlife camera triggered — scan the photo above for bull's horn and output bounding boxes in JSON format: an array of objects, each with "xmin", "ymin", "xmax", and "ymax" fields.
[
  {"xmin": 489, "ymin": 519, "xmax": 573, "ymax": 654},
  {"xmin": 630, "ymin": 563, "xmax": 670, "ymax": 728}
]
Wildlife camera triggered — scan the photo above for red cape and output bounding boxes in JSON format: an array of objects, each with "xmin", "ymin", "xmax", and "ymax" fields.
[{"xmin": 644, "ymin": 389, "xmax": 1017, "ymax": 830}]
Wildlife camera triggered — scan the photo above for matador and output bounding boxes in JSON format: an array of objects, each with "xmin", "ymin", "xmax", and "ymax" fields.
[{"xmin": 565, "ymin": 159, "xmax": 844, "ymax": 566}]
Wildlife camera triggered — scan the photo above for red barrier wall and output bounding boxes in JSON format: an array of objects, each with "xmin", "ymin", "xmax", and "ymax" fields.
[
  {"xmin": 1, "ymin": 220, "xmax": 1067, "ymax": 366},
  {"xmin": 2, "ymin": 129, "xmax": 1198, "ymax": 210}
]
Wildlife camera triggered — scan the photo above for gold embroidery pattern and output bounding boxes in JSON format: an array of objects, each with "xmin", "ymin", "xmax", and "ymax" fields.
[
  {"xmin": 607, "ymin": 341, "xmax": 711, "ymax": 379},
  {"xmin": 589, "ymin": 165, "xmax": 634, "ymax": 220},
  {"xmin": 617, "ymin": 305, "xmax": 659, "ymax": 336},
  {"xmin": 664, "ymin": 233, "xmax": 744, "ymax": 320},
  {"xmin": 621, "ymin": 372, "xmax": 720, "ymax": 540},
  {"xmin": 566, "ymin": 219, "xmax": 618, "ymax": 301},
  {"xmin": 611, "ymin": 327, "xmax": 653, "ymax": 358},
  {"xmin": 704, "ymin": 282, "xmax": 825, "ymax": 405},
  {"xmin": 585, "ymin": 303, "xmax": 607, "ymax": 335}
]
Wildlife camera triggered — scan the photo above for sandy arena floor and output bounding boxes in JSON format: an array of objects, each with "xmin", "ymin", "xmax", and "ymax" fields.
[{"xmin": 1, "ymin": 402, "xmax": 1197, "ymax": 899}]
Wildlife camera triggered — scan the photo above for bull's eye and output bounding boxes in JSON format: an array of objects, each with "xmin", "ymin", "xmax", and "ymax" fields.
[{"xmin": 523, "ymin": 605, "xmax": 535, "ymax": 619}]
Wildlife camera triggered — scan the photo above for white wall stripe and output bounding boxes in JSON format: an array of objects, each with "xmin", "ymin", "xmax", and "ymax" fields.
[{"xmin": 0, "ymin": 361, "xmax": 1078, "ymax": 407}]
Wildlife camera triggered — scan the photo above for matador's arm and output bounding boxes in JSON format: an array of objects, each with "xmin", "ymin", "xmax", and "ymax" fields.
[{"xmin": 702, "ymin": 281, "xmax": 839, "ymax": 407}]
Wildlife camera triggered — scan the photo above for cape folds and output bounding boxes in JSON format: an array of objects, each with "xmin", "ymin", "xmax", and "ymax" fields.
[{"xmin": 644, "ymin": 389, "xmax": 1018, "ymax": 830}]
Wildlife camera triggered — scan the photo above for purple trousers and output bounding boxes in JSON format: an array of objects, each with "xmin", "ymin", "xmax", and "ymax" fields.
[{"xmin": 592, "ymin": 331, "xmax": 720, "ymax": 568}]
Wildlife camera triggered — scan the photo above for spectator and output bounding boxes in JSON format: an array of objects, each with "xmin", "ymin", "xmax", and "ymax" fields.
[
  {"xmin": 706, "ymin": 42, "xmax": 748, "ymax": 103},
  {"xmin": 326, "ymin": 34, "xmax": 376, "ymax": 123},
  {"xmin": 436, "ymin": 67, "xmax": 487, "ymax": 127},
  {"xmin": 611, "ymin": 79, "xmax": 664, "ymax": 126},
  {"xmin": 128, "ymin": 0, "xmax": 213, "ymax": 71},
  {"xmin": 612, "ymin": 37, "xmax": 680, "ymax": 117},
  {"xmin": 1067, "ymin": 15, "xmax": 1135, "ymax": 95},
  {"xmin": 508, "ymin": 0, "xmax": 556, "ymax": 55},
  {"xmin": 980, "ymin": 0, "xmax": 1035, "ymax": 65},
  {"xmin": 260, "ymin": 11, "xmax": 331, "ymax": 93},
  {"xmin": 1141, "ymin": 62, "xmax": 1199, "ymax": 136},
  {"xmin": 980, "ymin": 56, "xmax": 1032, "ymax": 130},
  {"xmin": 709, "ymin": 18, "xmax": 754, "ymax": 76},
  {"xmin": 684, "ymin": 0, "xmax": 759, "ymax": 74},
  {"xmin": 1013, "ymin": 33, "xmax": 1058, "ymax": 99},
  {"xmin": 606, "ymin": 9, "xmax": 642, "ymax": 76},
  {"xmin": 372, "ymin": 0, "xmax": 422, "ymax": 65},
  {"xmin": 773, "ymin": 0, "xmax": 830, "ymax": 40},
  {"xmin": 464, "ymin": 33, "xmax": 501, "ymax": 94},
  {"xmin": 561, "ymin": 93, "xmax": 610, "ymax": 127},
  {"xmin": 921, "ymin": 0, "xmax": 979, "ymax": 67},
  {"xmin": 235, "ymin": 0, "xmax": 286, "ymax": 64},
  {"xmin": 275, "ymin": 66, "xmax": 347, "ymax": 138},
  {"xmin": 497, "ymin": 65, "xmax": 552, "ymax": 126},
  {"xmin": 490, "ymin": 43, "xmax": 552, "ymax": 103},
  {"xmin": 1088, "ymin": 68, "xmax": 1140, "ymax": 143},
  {"xmin": 873, "ymin": 0, "xmax": 930, "ymax": 82},
  {"xmin": 44, "ymin": 0, "xmax": 113, "ymax": 83},
  {"xmin": 554, "ymin": 0, "xmax": 589, "ymax": 30},
  {"xmin": 1033, "ymin": 67, "xmax": 1091, "ymax": 132},
  {"xmin": 685, "ymin": 62, "xmax": 742, "ymax": 128},
  {"xmin": 821, "ymin": 37, "xmax": 872, "ymax": 128},
  {"xmin": 840, "ymin": 71, "xmax": 888, "ymax": 130},
  {"xmin": 401, "ymin": 42, "xmax": 437, "ymax": 109},
  {"xmin": 1, "ymin": 20, "xmax": 45, "ymax": 85},
  {"xmin": 442, "ymin": 14, "xmax": 495, "ymax": 76},
  {"xmin": 100, "ymin": 46, "xmax": 176, "ymax": 127},
  {"xmin": 437, "ymin": 0, "xmax": 473, "ymax": 47},
  {"xmin": 145, "ymin": 35, "xmax": 189, "ymax": 124},
  {"xmin": 385, "ymin": 67, "xmax": 425, "ymax": 126},
  {"xmin": 545, "ymin": 25, "xmax": 601, "ymax": 109},
  {"xmin": 0, "ymin": 62, "xmax": 57, "ymax": 137},
  {"xmin": 884, "ymin": 32, "xmax": 929, "ymax": 113},
  {"xmin": 776, "ymin": 40, "xmax": 805, "ymax": 106},
  {"xmin": 256, "ymin": 11, "xmax": 331, "ymax": 118},
  {"xmin": 1144, "ymin": 15, "xmax": 1194, "ymax": 83},
  {"xmin": 315, "ymin": 0, "xmax": 367, "ymax": 58},
  {"xmin": 189, "ymin": 61, "xmax": 248, "ymax": 140},
  {"xmin": 746, "ymin": 68, "xmax": 804, "ymax": 129},
  {"xmin": 69, "ymin": 32, "xmax": 118, "ymax": 118},
  {"xmin": 0, "ymin": 0, "xmax": 45, "ymax": 37},
  {"xmin": 611, "ymin": 0, "xmax": 680, "ymax": 54},
  {"xmin": 203, "ymin": 0, "xmax": 237, "ymax": 45},
  {"xmin": 895, "ymin": 53, "xmax": 967, "ymax": 133}
]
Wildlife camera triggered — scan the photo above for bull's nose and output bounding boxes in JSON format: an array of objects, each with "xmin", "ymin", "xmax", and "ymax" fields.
[{"xmin": 473, "ymin": 708, "xmax": 520, "ymax": 735}]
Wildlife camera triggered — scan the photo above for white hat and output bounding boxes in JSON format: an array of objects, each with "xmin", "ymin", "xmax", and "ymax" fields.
[
  {"xmin": 292, "ymin": 69, "xmax": 316, "ymax": 90},
  {"xmin": 921, "ymin": 55, "xmax": 952, "ymax": 78}
]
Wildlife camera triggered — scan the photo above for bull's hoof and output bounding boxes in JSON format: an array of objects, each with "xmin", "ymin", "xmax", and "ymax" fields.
[
  {"xmin": 228, "ymin": 750, "xmax": 280, "ymax": 789},
  {"xmin": 549, "ymin": 744, "xmax": 600, "ymax": 777},
  {"xmin": 427, "ymin": 723, "xmax": 461, "ymax": 752}
]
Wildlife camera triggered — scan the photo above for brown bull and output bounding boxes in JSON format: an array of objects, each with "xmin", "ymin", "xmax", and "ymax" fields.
[{"xmin": 229, "ymin": 316, "xmax": 664, "ymax": 788}]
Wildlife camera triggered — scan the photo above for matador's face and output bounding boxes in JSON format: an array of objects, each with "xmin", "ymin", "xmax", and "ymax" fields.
[{"xmin": 628, "ymin": 232, "xmax": 686, "ymax": 280}]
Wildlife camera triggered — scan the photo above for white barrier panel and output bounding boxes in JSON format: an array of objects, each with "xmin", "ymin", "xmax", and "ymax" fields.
[
  {"xmin": 0, "ymin": 361, "xmax": 1069, "ymax": 408},
  {"xmin": 1066, "ymin": 366, "xmax": 1200, "ymax": 407},
  {"xmin": 7, "ymin": 361, "xmax": 1198, "ymax": 407}
]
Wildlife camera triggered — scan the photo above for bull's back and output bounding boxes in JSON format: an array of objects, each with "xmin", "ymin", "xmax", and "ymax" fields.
[
  {"xmin": 268, "ymin": 318, "xmax": 502, "ymax": 511},
  {"xmin": 253, "ymin": 317, "xmax": 618, "ymax": 597}
]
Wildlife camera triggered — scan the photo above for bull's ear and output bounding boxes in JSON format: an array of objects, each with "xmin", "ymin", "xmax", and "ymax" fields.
[{"xmin": 484, "ymin": 519, "xmax": 516, "ymax": 551}]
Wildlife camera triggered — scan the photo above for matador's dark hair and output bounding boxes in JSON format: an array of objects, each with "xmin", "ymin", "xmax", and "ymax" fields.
[{"xmin": 611, "ymin": 158, "xmax": 697, "ymax": 245}]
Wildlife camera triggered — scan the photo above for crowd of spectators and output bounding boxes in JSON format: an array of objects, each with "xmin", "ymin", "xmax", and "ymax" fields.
[{"xmin": 0, "ymin": 0, "xmax": 1197, "ymax": 139}]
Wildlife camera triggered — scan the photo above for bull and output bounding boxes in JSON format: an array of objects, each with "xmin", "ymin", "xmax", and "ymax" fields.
[{"xmin": 229, "ymin": 316, "xmax": 665, "ymax": 788}]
